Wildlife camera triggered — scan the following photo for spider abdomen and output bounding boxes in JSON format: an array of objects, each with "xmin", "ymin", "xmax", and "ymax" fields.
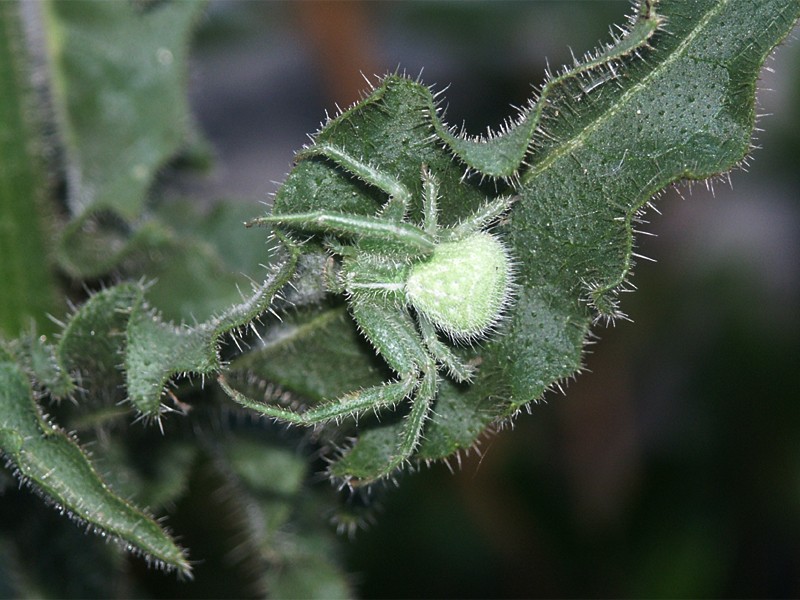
[{"xmin": 406, "ymin": 232, "xmax": 512, "ymax": 340}]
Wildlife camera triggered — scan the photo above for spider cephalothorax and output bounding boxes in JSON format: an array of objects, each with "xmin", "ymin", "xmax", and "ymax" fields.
[{"xmin": 224, "ymin": 142, "xmax": 515, "ymax": 483}]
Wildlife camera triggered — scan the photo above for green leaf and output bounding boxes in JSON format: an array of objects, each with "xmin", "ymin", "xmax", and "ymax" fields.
[
  {"xmin": 0, "ymin": 346, "xmax": 191, "ymax": 575},
  {"xmin": 223, "ymin": 438, "xmax": 354, "ymax": 599},
  {"xmin": 55, "ymin": 200, "xmax": 281, "ymax": 319},
  {"xmin": 489, "ymin": 0, "xmax": 800, "ymax": 409},
  {"xmin": 233, "ymin": 0, "xmax": 800, "ymax": 483},
  {"xmin": 42, "ymin": 0, "xmax": 204, "ymax": 220},
  {"xmin": 54, "ymin": 243, "xmax": 298, "ymax": 417},
  {"xmin": 147, "ymin": 201, "xmax": 280, "ymax": 322},
  {"xmin": 0, "ymin": 1, "xmax": 60, "ymax": 336},
  {"xmin": 100, "ymin": 436, "xmax": 198, "ymax": 513},
  {"xmin": 58, "ymin": 283, "xmax": 140, "ymax": 403},
  {"xmin": 0, "ymin": 256, "xmax": 304, "ymax": 574},
  {"xmin": 41, "ymin": 0, "xmax": 206, "ymax": 277},
  {"xmin": 434, "ymin": 0, "xmax": 663, "ymax": 179},
  {"xmin": 136, "ymin": 442, "xmax": 352, "ymax": 598},
  {"xmin": 229, "ymin": 306, "xmax": 386, "ymax": 402},
  {"xmin": 16, "ymin": 329, "xmax": 74, "ymax": 399}
]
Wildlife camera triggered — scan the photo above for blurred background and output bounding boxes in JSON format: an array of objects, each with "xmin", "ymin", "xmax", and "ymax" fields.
[{"xmin": 185, "ymin": 2, "xmax": 800, "ymax": 597}]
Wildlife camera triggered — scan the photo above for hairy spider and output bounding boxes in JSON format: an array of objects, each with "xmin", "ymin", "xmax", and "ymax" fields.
[{"xmin": 223, "ymin": 142, "xmax": 514, "ymax": 482}]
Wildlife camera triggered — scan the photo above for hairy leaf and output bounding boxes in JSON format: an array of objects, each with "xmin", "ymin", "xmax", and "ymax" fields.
[
  {"xmin": 54, "ymin": 245, "xmax": 298, "ymax": 417},
  {"xmin": 0, "ymin": 346, "xmax": 191, "ymax": 575},
  {"xmin": 0, "ymin": 249, "xmax": 298, "ymax": 575},
  {"xmin": 434, "ymin": 0, "xmax": 663, "ymax": 179},
  {"xmin": 489, "ymin": 0, "xmax": 800, "ymax": 408},
  {"xmin": 230, "ymin": 0, "xmax": 800, "ymax": 484},
  {"xmin": 0, "ymin": 202, "xmax": 301, "ymax": 577}
]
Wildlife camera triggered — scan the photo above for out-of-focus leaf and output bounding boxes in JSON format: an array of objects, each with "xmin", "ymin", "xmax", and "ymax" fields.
[
  {"xmin": 42, "ymin": 0, "xmax": 204, "ymax": 220},
  {"xmin": 41, "ymin": 0, "xmax": 206, "ymax": 277},
  {"xmin": 145, "ymin": 201, "xmax": 280, "ymax": 323},
  {"xmin": 100, "ymin": 437, "xmax": 198, "ymax": 512},
  {"xmin": 134, "ymin": 445, "xmax": 352, "ymax": 599},
  {"xmin": 0, "ymin": 538, "xmax": 24, "ymax": 597},
  {"xmin": 224, "ymin": 437, "xmax": 354, "ymax": 599},
  {"xmin": 0, "ymin": 1, "xmax": 60, "ymax": 336}
]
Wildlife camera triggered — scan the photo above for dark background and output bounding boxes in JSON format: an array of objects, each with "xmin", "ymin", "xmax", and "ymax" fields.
[{"xmin": 186, "ymin": 2, "xmax": 800, "ymax": 597}]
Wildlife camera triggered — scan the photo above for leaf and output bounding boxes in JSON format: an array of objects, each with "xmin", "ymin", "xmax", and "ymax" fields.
[
  {"xmin": 433, "ymin": 0, "xmax": 663, "ymax": 179},
  {"xmin": 99, "ymin": 436, "xmax": 198, "ymax": 513},
  {"xmin": 231, "ymin": 0, "xmax": 800, "ymax": 483},
  {"xmin": 0, "ymin": 1, "xmax": 60, "ymax": 336},
  {"xmin": 147, "ymin": 201, "xmax": 281, "ymax": 322},
  {"xmin": 135, "ymin": 441, "xmax": 352, "ymax": 598},
  {"xmin": 16, "ymin": 329, "xmax": 74, "ymax": 399},
  {"xmin": 42, "ymin": 0, "xmax": 204, "ymax": 220},
  {"xmin": 487, "ymin": 0, "xmax": 800, "ymax": 410},
  {"xmin": 223, "ymin": 438, "xmax": 354, "ymax": 599},
  {"xmin": 0, "ymin": 247, "xmax": 299, "ymax": 580},
  {"xmin": 54, "ymin": 243, "xmax": 298, "ymax": 417},
  {"xmin": 229, "ymin": 306, "xmax": 386, "ymax": 402},
  {"xmin": 58, "ymin": 284, "xmax": 140, "ymax": 403},
  {"xmin": 425, "ymin": 0, "xmax": 800, "ymax": 462},
  {"xmin": 40, "ymin": 0, "xmax": 207, "ymax": 277},
  {"xmin": 0, "ymin": 346, "xmax": 191, "ymax": 575},
  {"xmin": 0, "ymin": 225, "xmax": 300, "ymax": 577}
]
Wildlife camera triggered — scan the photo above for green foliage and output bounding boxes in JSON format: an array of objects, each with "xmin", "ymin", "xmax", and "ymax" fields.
[
  {"xmin": 0, "ymin": 0, "xmax": 797, "ymax": 595},
  {"xmin": 0, "ymin": 345, "xmax": 191, "ymax": 575},
  {"xmin": 228, "ymin": 0, "xmax": 800, "ymax": 485},
  {"xmin": 493, "ymin": 0, "xmax": 800, "ymax": 403},
  {"xmin": 0, "ymin": 2, "xmax": 59, "ymax": 336},
  {"xmin": 43, "ymin": 0, "xmax": 202, "ymax": 220},
  {"xmin": 42, "ymin": 0, "xmax": 206, "ymax": 279}
]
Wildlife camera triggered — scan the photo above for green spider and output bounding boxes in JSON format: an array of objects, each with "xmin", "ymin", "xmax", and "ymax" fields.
[{"xmin": 221, "ymin": 142, "xmax": 515, "ymax": 483}]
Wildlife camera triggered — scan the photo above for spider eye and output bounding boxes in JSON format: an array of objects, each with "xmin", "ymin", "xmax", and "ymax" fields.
[{"xmin": 406, "ymin": 232, "xmax": 513, "ymax": 340}]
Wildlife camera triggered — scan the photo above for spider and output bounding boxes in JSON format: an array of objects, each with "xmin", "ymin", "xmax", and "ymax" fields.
[{"xmin": 221, "ymin": 142, "xmax": 515, "ymax": 482}]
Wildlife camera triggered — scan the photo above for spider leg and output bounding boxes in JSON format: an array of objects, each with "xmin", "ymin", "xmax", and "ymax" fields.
[
  {"xmin": 417, "ymin": 314, "xmax": 475, "ymax": 383},
  {"xmin": 373, "ymin": 366, "xmax": 437, "ymax": 480},
  {"xmin": 443, "ymin": 195, "xmax": 516, "ymax": 240},
  {"xmin": 348, "ymin": 297, "xmax": 431, "ymax": 376},
  {"xmin": 221, "ymin": 297, "xmax": 434, "ymax": 426},
  {"xmin": 218, "ymin": 373, "xmax": 417, "ymax": 425},
  {"xmin": 342, "ymin": 297, "xmax": 442, "ymax": 480},
  {"xmin": 298, "ymin": 142, "xmax": 411, "ymax": 223},
  {"xmin": 248, "ymin": 211, "xmax": 435, "ymax": 255}
]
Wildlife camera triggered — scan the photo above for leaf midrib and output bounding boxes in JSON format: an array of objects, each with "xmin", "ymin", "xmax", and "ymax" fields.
[{"xmin": 521, "ymin": 0, "xmax": 727, "ymax": 186}]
